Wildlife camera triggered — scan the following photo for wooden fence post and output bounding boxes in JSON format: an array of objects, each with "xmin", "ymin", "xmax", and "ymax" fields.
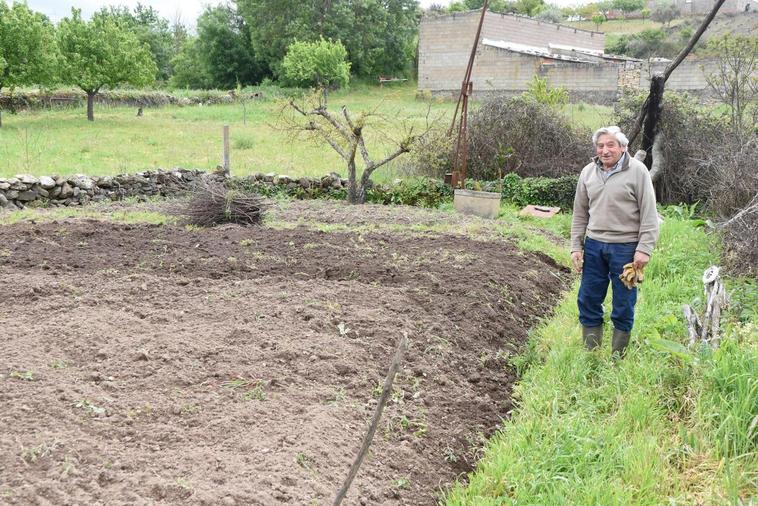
[{"xmin": 223, "ymin": 124, "xmax": 230, "ymax": 176}]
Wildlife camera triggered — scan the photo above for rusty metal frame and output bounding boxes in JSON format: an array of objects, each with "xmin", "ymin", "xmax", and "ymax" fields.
[{"xmin": 448, "ymin": 0, "xmax": 489, "ymax": 189}]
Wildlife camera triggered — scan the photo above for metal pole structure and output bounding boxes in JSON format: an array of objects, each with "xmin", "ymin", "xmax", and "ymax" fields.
[{"xmin": 448, "ymin": 0, "xmax": 489, "ymax": 189}]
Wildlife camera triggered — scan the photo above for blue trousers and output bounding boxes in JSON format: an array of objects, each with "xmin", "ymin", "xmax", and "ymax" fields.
[{"xmin": 578, "ymin": 237, "xmax": 638, "ymax": 332}]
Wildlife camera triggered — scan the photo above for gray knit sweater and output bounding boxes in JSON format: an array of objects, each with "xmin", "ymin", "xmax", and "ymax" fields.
[{"xmin": 570, "ymin": 153, "xmax": 660, "ymax": 255}]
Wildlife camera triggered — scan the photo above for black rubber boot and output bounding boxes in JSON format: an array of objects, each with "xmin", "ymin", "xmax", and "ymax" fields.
[
  {"xmin": 612, "ymin": 328, "xmax": 631, "ymax": 358},
  {"xmin": 582, "ymin": 325, "xmax": 603, "ymax": 350}
]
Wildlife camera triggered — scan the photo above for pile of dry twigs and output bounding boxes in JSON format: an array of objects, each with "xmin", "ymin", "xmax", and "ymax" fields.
[{"xmin": 170, "ymin": 180, "xmax": 266, "ymax": 227}]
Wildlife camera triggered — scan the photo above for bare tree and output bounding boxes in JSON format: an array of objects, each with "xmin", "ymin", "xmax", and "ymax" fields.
[
  {"xmin": 285, "ymin": 92, "xmax": 432, "ymax": 204},
  {"xmin": 704, "ymin": 34, "xmax": 758, "ymax": 138}
]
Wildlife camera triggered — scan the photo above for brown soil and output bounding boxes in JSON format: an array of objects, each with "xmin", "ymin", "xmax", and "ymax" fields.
[{"xmin": 0, "ymin": 200, "xmax": 568, "ymax": 505}]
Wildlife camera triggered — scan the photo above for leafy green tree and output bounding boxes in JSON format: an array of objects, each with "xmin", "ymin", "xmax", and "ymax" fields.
[
  {"xmin": 536, "ymin": 7, "xmax": 564, "ymax": 23},
  {"xmin": 171, "ymin": 5, "xmax": 263, "ymax": 89},
  {"xmin": 592, "ymin": 13, "xmax": 605, "ymax": 30},
  {"xmin": 169, "ymin": 38, "xmax": 213, "ymax": 89},
  {"xmin": 626, "ymin": 28, "xmax": 669, "ymax": 58},
  {"xmin": 94, "ymin": 4, "xmax": 175, "ymax": 82},
  {"xmin": 0, "ymin": 2, "xmax": 57, "ymax": 127},
  {"xmin": 640, "ymin": 7, "xmax": 650, "ymax": 21},
  {"xmin": 650, "ymin": 0, "xmax": 680, "ymax": 26},
  {"xmin": 57, "ymin": 9, "xmax": 157, "ymax": 121},
  {"xmin": 612, "ymin": 0, "xmax": 644, "ymax": 20},
  {"xmin": 237, "ymin": 0, "xmax": 420, "ymax": 80},
  {"xmin": 513, "ymin": 0, "xmax": 546, "ymax": 16},
  {"xmin": 282, "ymin": 38, "xmax": 350, "ymax": 89}
]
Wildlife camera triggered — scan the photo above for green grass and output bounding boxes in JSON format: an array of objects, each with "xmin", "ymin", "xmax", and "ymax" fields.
[
  {"xmin": 444, "ymin": 215, "xmax": 758, "ymax": 505},
  {"xmin": 0, "ymin": 200, "xmax": 174, "ymax": 225},
  {"xmin": 0, "ymin": 82, "xmax": 610, "ymax": 180},
  {"xmin": 0, "ymin": 83, "xmax": 455, "ymax": 180}
]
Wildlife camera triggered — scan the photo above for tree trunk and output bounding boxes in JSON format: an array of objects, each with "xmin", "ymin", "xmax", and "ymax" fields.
[
  {"xmin": 0, "ymin": 110, "xmax": 3, "ymax": 128},
  {"xmin": 87, "ymin": 92, "xmax": 95, "ymax": 121},
  {"xmin": 347, "ymin": 160, "xmax": 360, "ymax": 204}
]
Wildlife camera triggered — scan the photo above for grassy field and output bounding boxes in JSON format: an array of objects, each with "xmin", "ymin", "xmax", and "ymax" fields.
[
  {"xmin": 0, "ymin": 83, "xmax": 611, "ymax": 180},
  {"xmin": 445, "ymin": 210, "xmax": 758, "ymax": 504}
]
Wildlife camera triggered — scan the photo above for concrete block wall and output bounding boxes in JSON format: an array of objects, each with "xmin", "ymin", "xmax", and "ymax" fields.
[
  {"xmin": 640, "ymin": 58, "xmax": 722, "ymax": 93},
  {"xmin": 419, "ymin": 11, "xmax": 605, "ymax": 93},
  {"xmin": 543, "ymin": 62, "xmax": 619, "ymax": 91}
]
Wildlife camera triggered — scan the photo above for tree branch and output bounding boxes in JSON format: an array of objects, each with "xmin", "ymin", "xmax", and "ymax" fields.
[{"xmin": 627, "ymin": 0, "xmax": 727, "ymax": 146}]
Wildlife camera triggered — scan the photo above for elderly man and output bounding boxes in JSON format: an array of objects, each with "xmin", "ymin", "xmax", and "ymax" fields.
[{"xmin": 570, "ymin": 126, "xmax": 659, "ymax": 357}]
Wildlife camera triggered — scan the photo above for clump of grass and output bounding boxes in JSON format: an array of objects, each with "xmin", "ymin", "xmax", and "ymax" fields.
[
  {"xmin": 171, "ymin": 180, "xmax": 267, "ymax": 227},
  {"xmin": 233, "ymin": 136, "xmax": 255, "ymax": 150}
]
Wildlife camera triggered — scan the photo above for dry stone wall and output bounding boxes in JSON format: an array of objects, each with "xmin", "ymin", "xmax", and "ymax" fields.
[{"xmin": 0, "ymin": 170, "xmax": 350, "ymax": 211}]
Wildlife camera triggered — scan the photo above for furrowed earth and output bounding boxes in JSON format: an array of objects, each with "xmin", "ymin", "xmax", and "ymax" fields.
[{"xmin": 0, "ymin": 199, "xmax": 568, "ymax": 505}]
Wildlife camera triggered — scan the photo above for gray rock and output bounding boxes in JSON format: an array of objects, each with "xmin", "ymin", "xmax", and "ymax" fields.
[
  {"xmin": 299, "ymin": 177, "xmax": 312, "ymax": 189},
  {"xmin": 16, "ymin": 190, "xmax": 38, "ymax": 202},
  {"xmin": 6, "ymin": 190, "xmax": 19, "ymax": 200},
  {"xmin": 5, "ymin": 201, "xmax": 19, "ymax": 211},
  {"xmin": 72, "ymin": 187, "xmax": 81, "ymax": 198},
  {"xmin": 70, "ymin": 175, "xmax": 94, "ymax": 190},
  {"xmin": 10, "ymin": 182, "xmax": 26, "ymax": 190},
  {"xmin": 97, "ymin": 177, "xmax": 113, "ymax": 188},
  {"xmin": 36, "ymin": 187, "xmax": 49, "ymax": 198},
  {"xmin": 0, "ymin": 182, "xmax": 9, "ymax": 190},
  {"xmin": 16, "ymin": 174, "xmax": 39, "ymax": 185},
  {"xmin": 0, "ymin": 193, "xmax": 7, "ymax": 207},
  {"xmin": 50, "ymin": 186, "xmax": 62, "ymax": 198},
  {"xmin": 39, "ymin": 176, "xmax": 56, "ymax": 189},
  {"xmin": 6, "ymin": 178, "xmax": 19, "ymax": 185},
  {"xmin": 59, "ymin": 182, "xmax": 73, "ymax": 199},
  {"xmin": 263, "ymin": 173, "xmax": 276, "ymax": 183}
]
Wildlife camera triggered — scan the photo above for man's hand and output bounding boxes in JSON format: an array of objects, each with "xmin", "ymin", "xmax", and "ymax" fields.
[
  {"xmin": 571, "ymin": 251, "xmax": 584, "ymax": 273},
  {"xmin": 633, "ymin": 251, "xmax": 650, "ymax": 269}
]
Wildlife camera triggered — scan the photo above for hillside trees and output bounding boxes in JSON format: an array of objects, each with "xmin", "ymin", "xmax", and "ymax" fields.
[
  {"xmin": 237, "ymin": 0, "xmax": 420, "ymax": 79},
  {"xmin": 650, "ymin": 0, "xmax": 680, "ymax": 26},
  {"xmin": 613, "ymin": 0, "xmax": 645, "ymax": 19},
  {"xmin": 171, "ymin": 5, "xmax": 264, "ymax": 89},
  {"xmin": 94, "ymin": 5, "xmax": 175, "ymax": 82},
  {"xmin": 0, "ymin": 2, "xmax": 57, "ymax": 127},
  {"xmin": 57, "ymin": 9, "xmax": 157, "ymax": 121}
]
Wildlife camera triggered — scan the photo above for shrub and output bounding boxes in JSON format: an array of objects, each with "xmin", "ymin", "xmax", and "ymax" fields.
[
  {"xmin": 281, "ymin": 38, "xmax": 350, "ymax": 89},
  {"xmin": 367, "ymin": 177, "xmax": 453, "ymax": 208},
  {"xmin": 399, "ymin": 127, "xmax": 454, "ymax": 179},
  {"xmin": 615, "ymin": 91, "xmax": 757, "ymax": 216},
  {"xmin": 487, "ymin": 173, "xmax": 578, "ymax": 209},
  {"xmin": 467, "ymin": 96, "xmax": 591, "ymax": 180},
  {"xmin": 525, "ymin": 75, "xmax": 569, "ymax": 108}
]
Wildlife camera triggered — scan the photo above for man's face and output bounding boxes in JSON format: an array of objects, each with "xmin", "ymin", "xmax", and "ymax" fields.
[{"xmin": 595, "ymin": 134, "xmax": 626, "ymax": 169}]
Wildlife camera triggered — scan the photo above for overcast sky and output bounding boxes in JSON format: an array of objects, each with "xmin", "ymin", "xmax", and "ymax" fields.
[{"xmin": 22, "ymin": 0, "xmax": 584, "ymax": 26}]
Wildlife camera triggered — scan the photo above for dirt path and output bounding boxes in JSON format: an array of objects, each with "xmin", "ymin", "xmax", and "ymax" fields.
[{"xmin": 0, "ymin": 202, "xmax": 568, "ymax": 505}]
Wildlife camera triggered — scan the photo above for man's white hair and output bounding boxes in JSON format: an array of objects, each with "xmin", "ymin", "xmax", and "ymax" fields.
[{"xmin": 592, "ymin": 126, "xmax": 629, "ymax": 147}]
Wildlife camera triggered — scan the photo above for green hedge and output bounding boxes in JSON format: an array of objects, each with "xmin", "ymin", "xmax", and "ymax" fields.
[{"xmin": 228, "ymin": 173, "xmax": 578, "ymax": 210}]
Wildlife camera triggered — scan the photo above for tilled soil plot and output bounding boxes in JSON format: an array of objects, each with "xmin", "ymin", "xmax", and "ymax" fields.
[{"xmin": 0, "ymin": 202, "xmax": 568, "ymax": 505}]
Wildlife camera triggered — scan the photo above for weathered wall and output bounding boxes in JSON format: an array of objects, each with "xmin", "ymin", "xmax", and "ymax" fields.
[
  {"xmin": 419, "ymin": 11, "xmax": 604, "ymax": 94},
  {"xmin": 0, "ymin": 170, "xmax": 350, "ymax": 211},
  {"xmin": 641, "ymin": 58, "xmax": 722, "ymax": 96}
]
